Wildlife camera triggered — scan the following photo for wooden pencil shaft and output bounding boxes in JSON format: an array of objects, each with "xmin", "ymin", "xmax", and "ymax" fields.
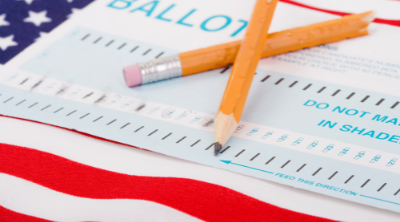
[
  {"xmin": 214, "ymin": 0, "xmax": 278, "ymax": 147},
  {"xmin": 218, "ymin": 0, "xmax": 278, "ymax": 121},
  {"xmin": 180, "ymin": 12, "xmax": 372, "ymax": 76}
]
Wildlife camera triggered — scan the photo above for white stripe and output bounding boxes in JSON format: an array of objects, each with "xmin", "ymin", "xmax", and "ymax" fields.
[
  {"xmin": 0, "ymin": 173, "xmax": 202, "ymax": 222},
  {"xmin": 0, "ymin": 116, "xmax": 399, "ymax": 221}
]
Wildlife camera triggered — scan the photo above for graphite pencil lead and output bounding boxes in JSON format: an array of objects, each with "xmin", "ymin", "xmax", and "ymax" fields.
[{"xmin": 214, "ymin": 142, "xmax": 222, "ymax": 156}]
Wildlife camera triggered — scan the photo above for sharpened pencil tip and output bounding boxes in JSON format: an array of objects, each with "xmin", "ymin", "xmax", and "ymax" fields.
[{"xmin": 214, "ymin": 143, "xmax": 222, "ymax": 156}]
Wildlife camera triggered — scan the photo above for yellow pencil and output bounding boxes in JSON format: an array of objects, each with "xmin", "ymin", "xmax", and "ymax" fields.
[
  {"xmin": 214, "ymin": 0, "xmax": 279, "ymax": 155},
  {"xmin": 123, "ymin": 12, "xmax": 374, "ymax": 87}
]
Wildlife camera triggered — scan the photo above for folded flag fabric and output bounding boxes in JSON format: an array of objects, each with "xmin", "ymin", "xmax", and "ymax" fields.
[
  {"xmin": 1, "ymin": 205, "xmax": 51, "ymax": 222},
  {"xmin": 0, "ymin": 141, "xmax": 336, "ymax": 221},
  {"xmin": 0, "ymin": 0, "xmax": 94, "ymax": 64},
  {"xmin": 280, "ymin": 0, "xmax": 400, "ymax": 27}
]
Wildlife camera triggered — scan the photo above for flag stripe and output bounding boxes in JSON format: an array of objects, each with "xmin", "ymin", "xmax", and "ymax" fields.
[
  {"xmin": 281, "ymin": 0, "xmax": 400, "ymax": 27},
  {"xmin": 0, "ymin": 205, "xmax": 51, "ymax": 222},
  {"xmin": 0, "ymin": 143, "xmax": 334, "ymax": 222},
  {"xmin": 0, "ymin": 173, "xmax": 201, "ymax": 222}
]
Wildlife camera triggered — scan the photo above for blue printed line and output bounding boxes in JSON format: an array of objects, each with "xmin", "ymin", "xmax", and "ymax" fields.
[
  {"xmin": 360, "ymin": 195, "xmax": 400, "ymax": 206},
  {"xmin": 220, "ymin": 160, "xmax": 273, "ymax": 174},
  {"xmin": 232, "ymin": 163, "xmax": 274, "ymax": 174}
]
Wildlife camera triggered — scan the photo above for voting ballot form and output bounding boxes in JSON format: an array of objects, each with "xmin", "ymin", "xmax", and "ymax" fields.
[{"xmin": 2, "ymin": 0, "xmax": 400, "ymax": 213}]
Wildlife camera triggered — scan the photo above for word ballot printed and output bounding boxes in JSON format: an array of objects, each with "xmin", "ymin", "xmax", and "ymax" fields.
[{"xmin": 2, "ymin": 0, "xmax": 400, "ymax": 213}]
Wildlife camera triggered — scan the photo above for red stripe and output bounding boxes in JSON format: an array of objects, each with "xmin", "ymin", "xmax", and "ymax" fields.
[
  {"xmin": 0, "ymin": 205, "xmax": 51, "ymax": 222},
  {"xmin": 280, "ymin": 0, "xmax": 400, "ymax": 27},
  {"xmin": 0, "ymin": 143, "xmax": 336, "ymax": 222}
]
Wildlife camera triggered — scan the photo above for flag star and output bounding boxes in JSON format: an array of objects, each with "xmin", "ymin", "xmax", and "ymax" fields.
[
  {"xmin": 0, "ymin": 35, "xmax": 18, "ymax": 51},
  {"xmin": 17, "ymin": 0, "xmax": 35, "ymax": 4},
  {"xmin": 23, "ymin": 10, "xmax": 52, "ymax": 27},
  {"xmin": 0, "ymin": 14, "xmax": 9, "ymax": 27},
  {"xmin": 35, "ymin": 32, "xmax": 48, "ymax": 41},
  {"xmin": 67, "ymin": 0, "xmax": 74, "ymax": 2},
  {"xmin": 67, "ymin": 8, "xmax": 81, "ymax": 18}
]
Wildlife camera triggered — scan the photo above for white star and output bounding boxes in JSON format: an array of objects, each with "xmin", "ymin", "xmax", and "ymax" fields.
[
  {"xmin": 0, "ymin": 14, "xmax": 9, "ymax": 27},
  {"xmin": 67, "ymin": 0, "xmax": 73, "ymax": 2},
  {"xmin": 23, "ymin": 11, "xmax": 51, "ymax": 27},
  {"xmin": 67, "ymin": 8, "xmax": 81, "ymax": 18},
  {"xmin": 17, "ymin": 0, "xmax": 35, "ymax": 4},
  {"xmin": 35, "ymin": 32, "xmax": 48, "ymax": 41},
  {"xmin": 0, "ymin": 35, "xmax": 18, "ymax": 51}
]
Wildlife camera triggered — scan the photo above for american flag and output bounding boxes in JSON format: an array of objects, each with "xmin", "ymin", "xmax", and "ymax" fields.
[{"xmin": 0, "ymin": 0, "xmax": 94, "ymax": 64}]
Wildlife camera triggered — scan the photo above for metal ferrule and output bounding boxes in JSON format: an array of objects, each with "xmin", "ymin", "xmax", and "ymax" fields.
[{"xmin": 137, "ymin": 55, "xmax": 182, "ymax": 85}]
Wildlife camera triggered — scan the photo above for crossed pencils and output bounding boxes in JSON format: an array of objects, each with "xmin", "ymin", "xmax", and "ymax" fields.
[{"xmin": 123, "ymin": 0, "xmax": 374, "ymax": 156}]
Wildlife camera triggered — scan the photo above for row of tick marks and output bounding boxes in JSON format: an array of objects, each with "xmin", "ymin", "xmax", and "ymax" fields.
[
  {"xmin": 3, "ymin": 97, "xmax": 194, "ymax": 147},
  {"xmin": 219, "ymin": 65, "xmax": 399, "ymax": 109},
  {"xmin": 220, "ymin": 65, "xmax": 257, "ymax": 75},
  {"xmin": 4, "ymin": 96, "xmax": 195, "ymax": 145},
  {"xmin": 14, "ymin": 76, "xmax": 151, "ymax": 110},
  {"xmin": 131, "ymin": 123, "xmax": 400, "ymax": 196},
  {"xmin": 81, "ymin": 33, "xmax": 164, "ymax": 59},
  {"xmin": 10, "ymin": 87, "xmax": 391, "ymax": 171},
  {"xmin": 138, "ymin": 128, "xmax": 188, "ymax": 144},
  {"xmin": 4, "ymin": 95, "xmax": 397, "ymax": 195},
  {"xmin": 266, "ymin": 75, "xmax": 399, "ymax": 108},
  {"xmin": 268, "ymin": 76, "xmax": 399, "ymax": 108},
  {"xmin": 218, "ymin": 147, "xmax": 397, "ymax": 195}
]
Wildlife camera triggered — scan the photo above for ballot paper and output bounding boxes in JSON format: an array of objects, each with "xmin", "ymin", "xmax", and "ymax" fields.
[{"xmin": 2, "ymin": 0, "xmax": 400, "ymax": 213}]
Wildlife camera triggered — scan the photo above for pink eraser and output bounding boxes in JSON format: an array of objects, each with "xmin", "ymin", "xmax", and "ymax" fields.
[{"xmin": 123, "ymin": 64, "xmax": 142, "ymax": 87}]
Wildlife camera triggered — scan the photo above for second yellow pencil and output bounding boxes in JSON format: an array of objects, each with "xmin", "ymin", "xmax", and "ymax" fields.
[
  {"xmin": 214, "ymin": 0, "xmax": 279, "ymax": 155},
  {"xmin": 123, "ymin": 12, "xmax": 374, "ymax": 87}
]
